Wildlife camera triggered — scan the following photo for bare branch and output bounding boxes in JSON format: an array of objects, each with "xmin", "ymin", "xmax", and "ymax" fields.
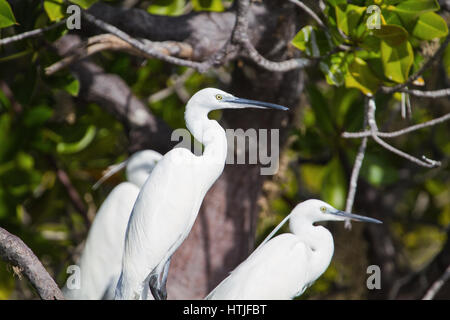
[
  {"xmin": 0, "ymin": 20, "xmax": 67, "ymax": 47},
  {"xmin": 344, "ymin": 99, "xmax": 369, "ymax": 229},
  {"xmin": 342, "ymin": 112, "xmax": 450, "ymax": 139},
  {"xmin": 54, "ymin": 164, "xmax": 90, "ymax": 226},
  {"xmin": 422, "ymin": 263, "xmax": 450, "ymax": 300},
  {"xmin": 366, "ymin": 98, "xmax": 440, "ymax": 168},
  {"xmin": 46, "ymin": 33, "xmax": 193, "ymax": 75},
  {"xmin": 81, "ymin": 11, "xmax": 206, "ymax": 71},
  {"xmin": 0, "ymin": 227, "xmax": 64, "ymax": 300},
  {"xmin": 148, "ymin": 68, "xmax": 195, "ymax": 104},
  {"xmin": 400, "ymin": 88, "xmax": 450, "ymax": 98},
  {"xmin": 289, "ymin": 0, "xmax": 327, "ymax": 30},
  {"xmin": 233, "ymin": 0, "xmax": 311, "ymax": 72}
]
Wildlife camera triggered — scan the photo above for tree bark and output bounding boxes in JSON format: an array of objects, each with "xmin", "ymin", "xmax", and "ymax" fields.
[
  {"xmin": 167, "ymin": 1, "xmax": 305, "ymax": 299},
  {"xmin": 0, "ymin": 227, "xmax": 64, "ymax": 300}
]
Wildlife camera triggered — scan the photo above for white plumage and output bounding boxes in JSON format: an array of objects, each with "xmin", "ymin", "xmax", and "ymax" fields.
[
  {"xmin": 206, "ymin": 199, "xmax": 382, "ymax": 300},
  {"xmin": 63, "ymin": 150, "xmax": 162, "ymax": 300},
  {"xmin": 115, "ymin": 88, "xmax": 288, "ymax": 300}
]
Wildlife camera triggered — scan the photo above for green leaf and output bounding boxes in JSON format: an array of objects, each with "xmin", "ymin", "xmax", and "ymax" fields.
[
  {"xmin": 191, "ymin": 0, "xmax": 224, "ymax": 12},
  {"xmin": 69, "ymin": 0, "xmax": 98, "ymax": 9},
  {"xmin": 319, "ymin": 52, "xmax": 351, "ymax": 86},
  {"xmin": 57, "ymin": 125, "xmax": 96, "ymax": 154},
  {"xmin": 335, "ymin": 4, "xmax": 366, "ymax": 37},
  {"xmin": 15, "ymin": 152, "xmax": 34, "ymax": 171},
  {"xmin": 380, "ymin": 40, "xmax": 413, "ymax": 83},
  {"xmin": 63, "ymin": 79, "xmax": 80, "ymax": 97},
  {"xmin": 391, "ymin": 0, "xmax": 440, "ymax": 29},
  {"xmin": 291, "ymin": 26, "xmax": 333, "ymax": 58},
  {"xmin": 412, "ymin": 12, "xmax": 448, "ymax": 40},
  {"xmin": 345, "ymin": 57, "xmax": 380, "ymax": 96},
  {"xmin": 372, "ymin": 24, "xmax": 408, "ymax": 46},
  {"xmin": 392, "ymin": 0, "xmax": 440, "ymax": 14},
  {"xmin": 321, "ymin": 158, "xmax": 346, "ymax": 209},
  {"xmin": 147, "ymin": 0, "xmax": 185, "ymax": 16},
  {"xmin": 44, "ymin": 0, "xmax": 65, "ymax": 22},
  {"xmin": 23, "ymin": 105, "xmax": 54, "ymax": 127},
  {"xmin": 326, "ymin": 0, "xmax": 347, "ymax": 6},
  {"xmin": 0, "ymin": 0, "xmax": 16, "ymax": 28}
]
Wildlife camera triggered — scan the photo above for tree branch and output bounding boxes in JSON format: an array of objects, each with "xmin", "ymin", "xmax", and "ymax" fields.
[
  {"xmin": 423, "ymin": 264, "xmax": 450, "ymax": 300},
  {"xmin": 0, "ymin": 227, "xmax": 64, "ymax": 300},
  {"xmin": 81, "ymin": 11, "xmax": 207, "ymax": 71},
  {"xmin": 342, "ymin": 112, "xmax": 450, "ymax": 139},
  {"xmin": 344, "ymin": 98, "xmax": 369, "ymax": 229},
  {"xmin": 289, "ymin": 0, "xmax": 327, "ymax": 30},
  {"xmin": 46, "ymin": 34, "xmax": 193, "ymax": 75},
  {"xmin": 0, "ymin": 20, "xmax": 67, "ymax": 46},
  {"xmin": 400, "ymin": 88, "xmax": 450, "ymax": 98},
  {"xmin": 366, "ymin": 98, "xmax": 440, "ymax": 168}
]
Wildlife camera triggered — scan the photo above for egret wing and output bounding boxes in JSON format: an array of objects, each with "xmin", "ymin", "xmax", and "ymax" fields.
[
  {"xmin": 64, "ymin": 182, "xmax": 140, "ymax": 300},
  {"xmin": 207, "ymin": 233, "xmax": 310, "ymax": 300}
]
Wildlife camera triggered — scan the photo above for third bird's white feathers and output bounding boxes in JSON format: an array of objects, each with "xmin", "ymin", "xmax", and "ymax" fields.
[
  {"xmin": 206, "ymin": 199, "xmax": 381, "ymax": 300},
  {"xmin": 63, "ymin": 150, "xmax": 162, "ymax": 300}
]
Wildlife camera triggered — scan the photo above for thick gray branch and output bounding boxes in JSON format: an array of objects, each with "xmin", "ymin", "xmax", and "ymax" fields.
[{"xmin": 0, "ymin": 227, "xmax": 64, "ymax": 300}]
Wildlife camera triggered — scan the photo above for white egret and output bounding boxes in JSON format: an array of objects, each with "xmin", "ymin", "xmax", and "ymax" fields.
[
  {"xmin": 63, "ymin": 150, "xmax": 162, "ymax": 300},
  {"xmin": 115, "ymin": 88, "xmax": 288, "ymax": 300},
  {"xmin": 206, "ymin": 199, "xmax": 382, "ymax": 300}
]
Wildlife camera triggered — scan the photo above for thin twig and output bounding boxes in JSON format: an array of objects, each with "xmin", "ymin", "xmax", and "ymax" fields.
[
  {"xmin": 289, "ymin": 0, "xmax": 327, "ymax": 30},
  {"xmin": 422, "ymin": 264, "xmax": 450, "ymax": 300},
  {"xmin": 365, "ymin": 99, "xmax": 440, "ymax": 168},
  {"xmin": 0, "ymin": 20, "xmax": 67, "ymax": 46},
  {"xmin": 344, "ymin": 99, "xmax": 369, "ymax": 229},
  {"xmin": 148, "ymin": 68, "xmax": 195, "ymax": 104},
  {"xmin": 400, "ymin": 88, "xmax": 450, "ymax": 98},
  {"xmin": 342, "ymin": 112, "xmax": 450, "ymax": 139},
  {"xmin": 82, "ymin": 11, "xmax": 206, "ymax": 71},
  {"xmin": 46, "ymin": 33, "xmax": 193, "ymax": 75}
]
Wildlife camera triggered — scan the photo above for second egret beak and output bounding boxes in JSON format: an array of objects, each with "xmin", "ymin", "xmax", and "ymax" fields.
[
  {"xmin": 330, "ymin": 209, "xmax": 382, "ymax": 224},
  {"xmin": 222, "ymin": 97, "xmax": 289, "ymax": 111}
]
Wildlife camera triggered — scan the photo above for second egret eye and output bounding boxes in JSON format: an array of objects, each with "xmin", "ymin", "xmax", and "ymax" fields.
[
  {"xmin": 215, "ymin": 94, "xmax": 223, "ymax": 100},
  {"xmin": 320, "ymin": 206, "xmax": 327, "ymax": 213}
]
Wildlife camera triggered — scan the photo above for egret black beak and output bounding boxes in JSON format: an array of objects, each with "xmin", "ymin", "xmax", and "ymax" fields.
[
  {"xmin": 222, "ymin": 97, "xmax": 289, "ymax": 111},
  {"xmin": 331, "ymin": 209, "xmax": 382, "ymax": 224}
]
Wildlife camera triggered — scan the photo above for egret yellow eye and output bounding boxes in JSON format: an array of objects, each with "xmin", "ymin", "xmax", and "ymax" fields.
[
  {"xmin": 215, "ymin": 94, "xmax": 223, "ymax": 100},
  {"xmin": 320, "ymin": 206, "xmax": 327, "ymax": 213}
]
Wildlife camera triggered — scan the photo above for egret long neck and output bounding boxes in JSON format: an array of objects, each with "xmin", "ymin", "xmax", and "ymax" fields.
[
  {"xmin": 291, "ymin": 220, "xmax": 335, "ymax": 281},
  {"xmin": 185, "ymin": 106, "xmax": 228, "ymax": 174}
]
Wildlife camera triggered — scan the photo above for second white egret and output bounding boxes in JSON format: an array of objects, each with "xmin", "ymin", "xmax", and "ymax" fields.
[{"xmin": 206, "ymin": 199, "xmax": 382, "ymax": 300}]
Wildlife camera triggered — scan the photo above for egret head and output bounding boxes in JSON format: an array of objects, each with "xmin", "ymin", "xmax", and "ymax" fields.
[
  {"xmin": 126, "ymin": 150, "xmax": 163, "ymax": 188},
  {"xmin": 92, "ymin": 150, "xmax": 162, "ymax": 190},
  {"xmin": 290, "ymin": 199, "xmax": 382, "ymax": 225},
  {"xmin": 186, "ymin": 88, "xmax": 288, "ymax": 113}
]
